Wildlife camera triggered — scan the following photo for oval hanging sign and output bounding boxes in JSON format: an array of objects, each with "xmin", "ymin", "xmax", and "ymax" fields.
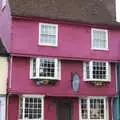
[{"xmin": 71, "ymin": 73, "xmax": 80, "ymax": 92}]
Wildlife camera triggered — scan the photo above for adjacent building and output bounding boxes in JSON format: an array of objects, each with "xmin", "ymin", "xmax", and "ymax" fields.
[
  {"xmin": 0, "ymin": 0, "xmax": 11, "ymax": 119},
  {"xmin": 0, "ymin": 41, "xmax": 8, "ymax": 120}
]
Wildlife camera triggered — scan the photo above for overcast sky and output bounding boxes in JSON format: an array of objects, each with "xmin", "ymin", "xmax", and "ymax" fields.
[{"xmin": 116, "ymin": 0, "xmax": 120, "ymax": 22}]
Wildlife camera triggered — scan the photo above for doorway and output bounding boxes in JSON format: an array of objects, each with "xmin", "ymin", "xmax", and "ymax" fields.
[{"xmin": 57, "ymin": 101, "xmax": 72, "ymax": 120}]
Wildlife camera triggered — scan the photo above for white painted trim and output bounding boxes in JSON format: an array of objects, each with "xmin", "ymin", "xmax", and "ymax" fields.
[
  {"xmin": 41, "ymin": 95, "xmax": 44, "ymax": 120},
  {"xmin": 22, "ymin": 97, "xmax": 25, "ymax": 120},
  {"xmin": 107, "ymin": 97, "xmax": 109, "ymax": 120},
  {"xmin": 29, "ymin": 58, "xmax": 32, "ymax": 79},
  {"xmin": 38, "ymin": 23, "xmax": 58, "ymax": 47},
  {"xmin": 79, "ymin": 99, "xmax": 81, "ymax": 120},
  {"xmin": 36, "ymin": 58, "xmax": 40, "ymax": 78},
  {"xmin": 87, "ymin": 98, "xmax": 90, "ymax": 120},
  {"xmin": 109, "ymin": 62, "xmax": 111, "ymax": 81},
  {"xmin": 91, "ymin": 28, "xmax": 108, "ymax": 51},
  {"xmin": 83, "ymin": 62, "xmax": 87, "ymax": 81},
  {"xmin": 90, "ymin": 61, "xmax": 93, "ymax": 81},
  {"xmin": 104, "ymin": 98, "xmax": 107, "ymax": 120},
  {"xmin": 58, "ymin": 60, "xmax": 61, "ymax": 80},
  {"xmin": 22, "ymin": 94, "xmax": 45, "ymax": 98}
]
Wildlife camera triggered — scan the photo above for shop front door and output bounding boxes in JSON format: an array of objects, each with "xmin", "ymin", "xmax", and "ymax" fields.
[{"xmin": 57, "ymin": 102, "xmax": 72, "ymax": 120}]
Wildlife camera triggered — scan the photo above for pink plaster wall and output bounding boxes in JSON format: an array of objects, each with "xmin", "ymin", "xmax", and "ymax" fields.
[
  {"xmin": 11, "ymin": 19, "xmax": 120, "ymax": 61},
  {"xmin": 8, "ymin": 57, "xmax": 116, "ymax": 96},
  {"xmin": 0, "ymin": 0, "xmax": 11, "ymax": 51},
  {"xmin": 8, "ymin": 96, "xmax": 79, "ymax": 120},
  {"xmin": 8, "ymin": 95, "xmax": 112, "ymax": 120}
]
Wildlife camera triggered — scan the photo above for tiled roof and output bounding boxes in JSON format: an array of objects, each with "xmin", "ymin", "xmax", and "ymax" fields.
[{"xmin": 9, "ymin": 0, "xmax": 120, "ymax": 26}]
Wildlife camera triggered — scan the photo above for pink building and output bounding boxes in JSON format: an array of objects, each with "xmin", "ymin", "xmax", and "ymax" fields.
[{"xmin": 2, "ymin": 0, "xmax": 120, "ymax": 120}]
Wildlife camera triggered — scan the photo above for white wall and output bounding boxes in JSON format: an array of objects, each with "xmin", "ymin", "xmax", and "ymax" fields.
[
  {"xmin": 0, "ymin": 97, "xmax": 6, "ymax": 120},
  {"xmin": 0, "ymin": 56, "xmax": 8, "ymax": 94}
]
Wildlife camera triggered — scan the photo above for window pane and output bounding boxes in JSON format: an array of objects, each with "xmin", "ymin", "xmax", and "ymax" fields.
[
  {"xmin": 19, "ymin": 97, "xmax": 42, "ymax": 119},
  {"xmin": 33, "ymin": 59, "xmax": 36, "ymax": 77},
  {"xmin": 85, "ymin": 61, "xmax": 109, "ymax": 81},
  {"xmin": 86, "ymin": 62, "xmax": 90, "ymax": 79},
  {"xmin": 19, "ymin": 97, "xmax": 23, "ymax": 119},
  {"xmin": 80, "ymin": 98, "xmax": 106, "ymax": 120},
  {"xmin": 92, "ymin": 29, "xmax": 107, "ymax": 49},
  {"xmin": 90, "ymin": 98, "xmax": 105, "ymax": 119},
  {"xmin": 39, "ymin": 58, "xmax": 55, "ymax": 78},
  {"xmin": 40, "ymin": 24, "xmax": 57, "ymax": 46},
  {"xmin": 31, "ymin": 58, "xmax": 60, "ymax": 79},
  {"xmin": 92, "ymin": 62, "xmax": 107, "ymax": 80},
  {"xmin": 81, "ymin": 99, "xmax": 88, "ymax": 119}
]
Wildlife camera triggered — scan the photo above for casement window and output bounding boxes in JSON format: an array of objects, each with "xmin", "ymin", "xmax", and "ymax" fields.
[
  {"xmin": 30, "ymin": 58, "xmax": 61, "ymax": 80},
  {"xmin": 91, "ymin": 28, "xmax": 108, "ymax": 50},
  {"xmin": 80, "ymin": 97, "xmax": 108, "ymax": 120},
  {"xmin": 19, "ymin": 95, "xmax": 44, "ymax": 120},
  {"xmin": 83, "ymin": 61, "xmax": 110, "ymax": 81},
  {"xmin": 39, "ymin": 23, "xmax": 58, "ymax": 46}
]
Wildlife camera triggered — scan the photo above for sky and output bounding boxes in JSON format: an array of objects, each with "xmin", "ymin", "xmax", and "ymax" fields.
[{"xmin": 116, "ymin": 0, "xmax": 120, "ymax": 22}]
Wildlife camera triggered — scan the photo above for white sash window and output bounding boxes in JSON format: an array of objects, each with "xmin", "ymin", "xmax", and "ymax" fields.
[
  {"xmin": 19, "ymin": 95, "xmax": 44, "ymax": 120},
  {"xmin": 80, "ymin": 97, "xmax": 108, "ymax": 120}
]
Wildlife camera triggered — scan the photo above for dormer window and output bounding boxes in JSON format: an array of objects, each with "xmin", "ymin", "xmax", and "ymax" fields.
[
  {"xmin": 91, "ymin": 28, "xmax": 108, "ymax": 50},
  {"xmin": 30, "ymin": 58, "xmax": 61, "ymax": 80},
  {"xmin": 39, "ymin": 23, "xmax": 58, "ymax": 47},
  {"xmin": 83, "ymin": 61, "xmax": 110, "ymax": 82}
]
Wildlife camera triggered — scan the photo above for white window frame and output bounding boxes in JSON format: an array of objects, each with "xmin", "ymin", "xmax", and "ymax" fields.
[
  {"xmin": 39, "ymin": 23, "xmax": 58, "ymax": 47},
  {"xmin": 83, "ymin": 61, "xmax": 111, "ymax": 82},
  {"xmin": 19, "ymin": 95, "xmax": 44, "ymax": 120},
  {"xmin": 91, "ymin": 28, "xmax": 108, "ymax": 50},
  {"xmin": 79, "ymin": 97, "xmax": 108, "ymax": 120},
  {"xmin": 30, "ymin": 58, "xmax": 61, "ymax": 80}
]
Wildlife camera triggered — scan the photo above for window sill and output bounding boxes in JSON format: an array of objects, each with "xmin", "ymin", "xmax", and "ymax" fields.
[
  {"xmin": 91, "ymin": 48, "xmax": 109, "ymax": 51},
  {"xmin": 38, "ymin": 43, "xmax": 58, "ymax": 47},
  {"xmin": 30, "ymin": 77, "xmax": 60, "ymax": 80},
  {"xmin": 84, "ymin": 79, "xmax": 111, "ymax": 82}
]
